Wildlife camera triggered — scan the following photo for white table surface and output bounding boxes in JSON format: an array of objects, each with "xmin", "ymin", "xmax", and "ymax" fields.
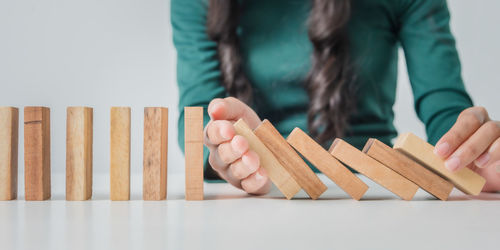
[{"xmin": 1, "ymin": 173, "xmax": 499, "ymax": 250}]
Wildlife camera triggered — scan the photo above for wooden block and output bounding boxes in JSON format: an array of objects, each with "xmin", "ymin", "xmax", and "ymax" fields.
[
  {"xmin": 363, "ymin": 138, "xmax": 453, "ymax": 200},
  {"xmin": 143, "ymin": 107, "xmax": 168, "ymax": 200},
  {"xmin": 234, "ymin": 119, "xmax": 301, "ymax": 199},
  {"xmin": 110, "ymin": 107, "xmax": 131, "ymax": 201},
  {"xmin": 0, "ymin": 107, "xmax": 19, "ymax": 200},
  {"xmin": 254, "ymin": 120, "xmax": 327, "ymax": 199},
  {"xmin": 329, "ymin": 139, "xmax": 419, "ymax": 200},
  {"xmin": 184, "ymin": 107, "xmax": 204, "ymax": 200},
  {"xmin": 393, "ymin": 132, "xmax": 486, "ymax": 195},
  {"xmin": 287, "ymin": 128, "xmax": 368, "ymax": 200},
  {"xmin": 24, "ymin": 107, "xmax": 51, "ymax": 201},
  {"xmin": 66, "ymin": 107, "xmax": 93, "ymax": 201}
]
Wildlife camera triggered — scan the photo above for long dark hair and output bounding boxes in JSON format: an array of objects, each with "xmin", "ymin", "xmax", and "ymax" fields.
[{"xmin": 206, "ymin": 0, "xmax": 355, "ymax": 144}]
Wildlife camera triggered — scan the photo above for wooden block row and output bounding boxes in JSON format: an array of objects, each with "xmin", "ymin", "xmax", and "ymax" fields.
[
  {"xmin": 0, "ymin": 107, "xmax": 19, "ymax": 200},
  {"xmin": 394, "ymin": 133, "xmax": 486, "ymax": 195},
  {"xmin": 363, "ymin": 138, "xmax": 453, "ymax": 200},
  {"xmin": 287, "ymin": 128, "xmax": 368, "ymax": 200},
  {"xmin": 329, "ymin": 139, "xmax": 419, "ymax": 200},
  {"xmin": 234, "ymin": 119, "xmax": 301, "ymax": 199}
]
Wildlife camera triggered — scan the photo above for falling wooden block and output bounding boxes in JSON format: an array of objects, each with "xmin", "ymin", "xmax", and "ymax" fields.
[
  {"xmin": 24, "ymin": 106, "xmax": 51, "ymax": 201},
  {"xmin": 0, "ymin": 107, "xmax": 19, "ymax": 200},
  {"xmin": 66, "ymin": 107, "xmax": 93, "ymax": 201},
  {"xmin": 363, "ymin": 138, "xmax": 453, "ymax": 200},
  {"xmin": 184, "ymin": 107, "xmax": 204, "ymax": 200},
  {"xmin": 329, "ymin": 139, "xmax": 419, "ymax": 200},
  {"xmin": 143, "ymin": 107, "xmax": 168, "ymax": 200},
  {"xmin": 254, "ymin": 120, "xmax": 327, "ymax": 199},
  {"xmin": 234, "ymin": 119, "xmax": 301, "ymax": 199},
  {"xmin": 110, "ymin": 107, "xmax": 131, "ymax": 201},
  {"xmin": 393, "ymin": 132, "xmax": 486, "ymax": 195},
  {"xmin": 287, "ymin": 128, "xmax": 368, "ymax": 200}
]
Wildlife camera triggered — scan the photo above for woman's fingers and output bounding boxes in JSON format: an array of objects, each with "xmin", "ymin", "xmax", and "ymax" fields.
[
  {"xmin": 241, "ymin": 168, "xmax": 271, "ymax": 195},
  {"xmin": 444, "ymin": 121, "xmax": 500, "ymax": 171},
  {"xmin": 204, "ymin": 120, "xmax": 235, "ymax": 146},
  {"xmin": 228, "ymin": 151, "xmax": 260, "ymax": 179},
  {"xmin": 434, "ymin": 107, "xmax": 489, "ymax": 159},
  {"xmin": 207, "ymin": 97, "xmax": 261, "ymax": 129},
  {"xmin": 475, "ymin": 137, "xmax": 500, "ymax": 171}
]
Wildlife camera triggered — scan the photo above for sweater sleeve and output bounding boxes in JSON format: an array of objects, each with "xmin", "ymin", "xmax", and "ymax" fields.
[
  {"xmin": 171, "ymin": 0, "xmax": 226, "ymax": 177},
  {"xmin": 397, "ymin": 0, "xmax": 473, "ymax": 145}
]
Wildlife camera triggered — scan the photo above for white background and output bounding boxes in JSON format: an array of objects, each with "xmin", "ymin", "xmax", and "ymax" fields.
[{"xmin": 0, "ymin": 0, "xmax": 498, "ymax": 175}]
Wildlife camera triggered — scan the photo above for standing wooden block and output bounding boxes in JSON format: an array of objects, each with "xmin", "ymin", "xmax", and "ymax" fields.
[
  {"xmin": 394, "ymin": 133, "xmax": 486, "ymax": 195},
  {"xmin": 329, "ymin": 139, "xmax": 419, "ymax": 200},
  {"xmin": 0, "ymin": 107, "xmax": 19, "ymax": 200},
  {"xmin": 184, "ymin": 107, "xmax": 204, "ymax": 200},
  {"xmin": 287, "ymin": 128, "xmax": 368, "ymax": 200},
  {"xmin": 234, "ymin": 119, "xmax": 301, "ymax": 199},
  {"xmin": 143, "ymin": 107, "xmax": 168, "ymax": 200},
  {"xmin": 254, "ymin": 120, "xmax": 327, "ymax": 199},
  {"xmin": 24, "ymin": 106, "xmax": 51, "ymax": 201},
  {"xmin": 363, "ymin": 138, "xmax": 453, "ymax": 200},
  {"xmin": 110, "ymin": 107, "xmax": 131, "ymax": 201},
  {"xmin": 66, "ymin": 107, "xmax": 93, "ymax": 201}
]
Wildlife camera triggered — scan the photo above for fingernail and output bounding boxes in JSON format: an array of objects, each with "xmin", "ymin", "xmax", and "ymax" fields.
[
  {"xmin": 474, "ymin": 153, "xmax": 490, "ymax": 168},
  {"xmin": 434, "ymin": 142, "xmax": 450, "ymax": 157},
  {"xmin": 445, "ymin": 157, "xmax": 461, "ymax": 171},
  {"xmin": 255, "ymin": 171, "xmax": 263, "ymax": 181}
]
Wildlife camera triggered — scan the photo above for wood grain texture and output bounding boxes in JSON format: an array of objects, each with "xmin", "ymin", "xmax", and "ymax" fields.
[
  {"xmin": 287, "ymin": 128, "xmax": 368, "ymax": 200},
  {"xmin": 329, "ymin": 139, "xmax": 419, "ymax": 201},
  {"xmin": 184, "ymin": 107, "xmax": 204, "ymax": 200},
  {"xmin": 363, "ymin": 138, "xmax": 453, "ymax": 201},
  {"xmin": 254, "ymin": 120, "xmax": 326, "ymax": 199},
  {"xmin": 24, "ymin": 106, "xmax": 51, "ymax": 200},
  {"xmin": 143, "ymin": 107, "xmax": 168, "ymax": 200},
  {"xmin": 66, "ymin": 107, "xmax": 93, "ymax": 201},
  {"xmin": 234, "ymin": 119, "xmax": 300, "ymax": 199},
  {"xmin": 110, "ymin": 107, "xmax": 131, "ymax": 201},
  {"xmin": 0, "ymin": 107, "xmax": 19, "ymax": 200},
  {"xmin": 393, "ymin": 133, "xmax": 486, "ymax": 195}
]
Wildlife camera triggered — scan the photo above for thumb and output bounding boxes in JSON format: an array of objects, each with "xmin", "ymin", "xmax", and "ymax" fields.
[{"xmin": 208, "ymin": 97, "xmax": 261, "ymax": 129}]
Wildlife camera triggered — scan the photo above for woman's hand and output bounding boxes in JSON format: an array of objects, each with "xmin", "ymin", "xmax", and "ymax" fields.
[
  {"xmin": 204, "ymin": 97, "xmax": 271, "ymax": 194},
  {"xmin": 434, "ymin": 106, "xmax": 500, "ymax": 192}
]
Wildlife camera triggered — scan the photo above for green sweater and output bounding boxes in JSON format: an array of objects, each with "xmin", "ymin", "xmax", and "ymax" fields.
[{"xmin": 172, "ymin": 0, "xmax": 473, "ymax": 177}]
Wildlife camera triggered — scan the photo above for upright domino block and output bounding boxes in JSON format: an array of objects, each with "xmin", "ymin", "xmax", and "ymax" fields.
[
  {"xmin": 287, "ymin": 128, "xmax": 368, "ymax": 200},
  {"xmin": 254, "ymin": 120, "xmax": 327, "ymax": 199},
  {"xmin": 234, "ymin": 119, "xmax": 301, "ymax": 200},
  {"xmin": 0, "ymin": 107, "xmax": 19, "ymax": 200},
  {"xmin": 143, "ymin": 107, "xmax": 168, "ymax": 200},
  {"xmin": 184, "ymin": 107, "xmax": 204, "ymax": 200},
  {"xmin": 24, "ymin": 107, "xmax": 51, "ymax": 200},
  {"xmin": 363, "ymin": 138, "xmax": 453, "ymax": 200},
  {"xmin": 110, "ymin": 107, "xmax": 131, "ymax": 201},
  {"xmin": 394, "ymin": 133, "xmax": 486, "ymax": 195},
  {"xmin": 329, "ymin": 139, "xmax": 419, "ymax": 200},
  {"xmin": 66, "ymin": 107, "xmax": 93, "ymax": 201}
]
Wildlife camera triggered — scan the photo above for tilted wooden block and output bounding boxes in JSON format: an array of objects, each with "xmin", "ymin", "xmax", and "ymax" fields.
[
  {"xmin": 66, "ymin": 107, "xmax": 93, "ymax": 201},
  {"xmin": 393, "ymin": 132, "xmax": 486, "ymax": 195},
  {"xmin": 0, "ymin": 107, "xmax": 19, "ymax": 200},
  {"xmin": 143, "ymin": 107, "xmax": 168, "ymax": 200},
  {"xmin": 287, "ymin": 128, "xmax": 368, "ymax": 200},
  {"xmin": 24, "ymin": 106, "xmax": 51, "ymax": 200},
  {"xmin": 363, "ymin": 138, "xmax": 453, "ymax": 201},
  {"xmin": 110, "ymin": 107, "xmax": 131, "ymax": 201},
  {"xmin": 254, "ymin": 120, "xmax": 327, "ymax": 199},
  {"xmin": 184, "ymin": 107, "xmax": 204, "ymax": 200},
  {"xmin": 234, "ymin": 119, "xmax": 301, "ymax": 199},
  {"xmin": 329, "ymin": 139, "xmax": 419, "ymax": 201}
]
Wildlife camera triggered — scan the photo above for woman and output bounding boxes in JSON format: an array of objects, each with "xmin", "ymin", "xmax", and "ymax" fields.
[{"xmin": 172, "ymin": 0, "xmax": 500, "ymax": 195}]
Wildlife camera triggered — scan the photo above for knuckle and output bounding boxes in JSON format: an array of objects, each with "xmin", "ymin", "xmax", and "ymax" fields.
[
  {"xmin": 218, "ymin": 145, "xmax": 234, "ymax": 164},
  {"xmin": 230, "ymin": 164, "xmax": 244, "ymax": 180},
  {"xmin": 475, "ymin": 106, "xmax": 488, "ymax": 117},
  {"xmin": 484, "ymin": 121, "xmax": 500, "ymax": 135},
  {"xmin": 208, "ymin": 153, "xmax": 221, "ymax": 171},
  {"xmin": 462, "ymin": 146, "xmax": 479, "ymax": 160}
]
